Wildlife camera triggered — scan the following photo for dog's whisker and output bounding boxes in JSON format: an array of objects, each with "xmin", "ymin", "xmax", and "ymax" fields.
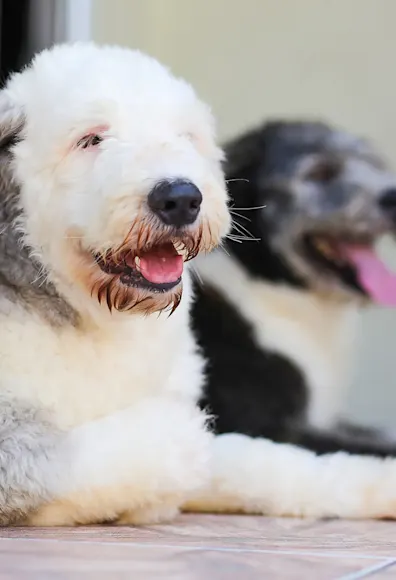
[
  {"xmin": 220, "ymin": 242, "xmax": 230, "ymax": 256},
  {"xmin": 190, "ymin": 264, "xmax": 204, "ymax": 287},
  {"xmin": 227, "ymin": 230, "xmax": 261, "ymax": 242},
  {"xmin": 229, "ymin": 210, "xmax": 251, "ymax": 223},
  {"xmin": 225, "ymin": 178, "xmax": 250, "ymax": 184},
  {"xmin": 231, "ymin": 219, "xmax": 255, "ymax": 235},
  {"xmin": 231, "ymin": 220, "xmax": 258, "ymax": 240},
  {"xmin": 226, "ymin": 235, "xmax": 243, "ymax": 244},
  {"xmin": 229, "ymin": 205, "xmax": 267, "ymax": 211},
  {"xmin": 228, "ymin": 235, "xmax": 257, "ymax": 241}
]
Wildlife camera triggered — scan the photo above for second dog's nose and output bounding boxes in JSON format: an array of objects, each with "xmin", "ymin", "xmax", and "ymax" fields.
[
  {"xmin": 148, "ymin": 179, "xmax": 202, "ymax": 227},
  {"xmin": 379, "ymin": 188, "xmax": 396, "ymax": 210}
]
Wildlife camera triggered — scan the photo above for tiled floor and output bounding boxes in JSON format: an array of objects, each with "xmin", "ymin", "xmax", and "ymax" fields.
[{"xmin": 2, "ymin": 515, "xmax": 396, "ymax": 579}]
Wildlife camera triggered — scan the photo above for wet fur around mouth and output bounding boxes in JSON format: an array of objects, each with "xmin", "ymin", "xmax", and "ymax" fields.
[{"xmin": 86, "ymin": 218, "xmax": 205, "ymax": 314}]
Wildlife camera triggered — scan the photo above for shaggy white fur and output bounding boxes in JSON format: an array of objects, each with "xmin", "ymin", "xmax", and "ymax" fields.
[
  {"xmin": 185, "ymin": 433, "xmax": 396, "ymax": 519},
  {"xmin": 0, "ymin": 42, "xmax": 230, "ymax": 526}
]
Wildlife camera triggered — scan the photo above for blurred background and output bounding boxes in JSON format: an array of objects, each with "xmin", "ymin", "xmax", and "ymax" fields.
[{"xmin": 2, "ymin": 0, "xmax": 396, "ymax": 428}]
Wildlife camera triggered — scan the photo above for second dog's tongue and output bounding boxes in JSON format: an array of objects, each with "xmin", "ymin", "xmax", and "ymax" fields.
[
  {"xmin": 343, "ymin": 245, "xmax": 396, "ymax": 306},
  {"xmin": 139, "ymin": 243, "xmax": 183, "ymax": 285}
]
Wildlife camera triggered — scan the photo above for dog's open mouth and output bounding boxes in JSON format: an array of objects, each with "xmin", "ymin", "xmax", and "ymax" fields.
[
  {"xmin": 94, "ymin": 241, "xmax": 183, "ymax": 292},
  {"xmin": 303, "ymin": 234, "xmax": 396, "ymax": 306}
]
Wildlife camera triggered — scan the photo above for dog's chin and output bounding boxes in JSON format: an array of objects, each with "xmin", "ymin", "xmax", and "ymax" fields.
[{"xmin": 93, "ymin": 272, "xmax": 183, "ymax": 315}]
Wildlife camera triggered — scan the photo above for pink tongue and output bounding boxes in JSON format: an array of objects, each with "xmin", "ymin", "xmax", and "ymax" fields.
[
  {"xmin": 343, "ymin": 245, "xmax": 396, "ymax": 306},
  {"xmin": 139, "ymin": 243, "xmax": 183, "ymax": 285}
]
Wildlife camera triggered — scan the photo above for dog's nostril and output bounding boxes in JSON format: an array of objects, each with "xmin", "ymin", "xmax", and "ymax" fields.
[
  {"xmin": 164, "ymin": 200, "xmax": 177, "ymax": 211},
  {"xmin": 148, "ymin": 179, "xmax": 203, "ymax": 227},
  {"xmin": 379, "ymin": 188, "xmax": 396, "ymax": 210}
]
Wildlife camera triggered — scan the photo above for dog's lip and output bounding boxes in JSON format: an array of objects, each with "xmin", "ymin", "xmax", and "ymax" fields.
[
  {"xmin": 93, "ymin": 241, "xmax": 184, "ymax": 292},
  {"xmin": 300, "ymin": 232, "xmax": 396, "ymax": 305},
  {"xmin": 300, "ymin": 232, "xmax": 367, "ymax": 295},
  {"xmin": 304, "ymin": 233, "xmax": 370, "ymax": 262},
  {"xmin": 302, "ymin": 232, "xmax": 375, "ymax": 268}
]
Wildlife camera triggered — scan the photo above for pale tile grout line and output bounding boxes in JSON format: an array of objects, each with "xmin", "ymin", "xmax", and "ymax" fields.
[
  {"xmin": 337, "ymin": 558, "xmax": 396, "ymax": 580},
  {"xmin": 0, "ymin": 536, "xmax": 393, "ymax": 561}
]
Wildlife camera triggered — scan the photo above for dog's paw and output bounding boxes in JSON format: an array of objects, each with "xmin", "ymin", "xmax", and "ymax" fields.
[
  {"xmin": 129, "ymin": 398, "xmax": 213, "ymax": 498},
  {"xmin": 28, "ymin": 399, "xmax": 212, "ymax": 526},
  {"xmin": 69, "ymin": 397, "xmax": 212, "ymax": 505}
]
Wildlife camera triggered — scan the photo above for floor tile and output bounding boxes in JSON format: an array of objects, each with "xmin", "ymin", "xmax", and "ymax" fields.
[
  {"xmin": 0, "ymin": 537, "xmax": 386, "ymax": 580},
  {"xmin": 2, "ymin": 516, "xmax": 396, "ymax": 579}
]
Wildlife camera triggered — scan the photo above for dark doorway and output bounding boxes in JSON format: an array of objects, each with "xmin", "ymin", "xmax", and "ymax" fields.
[{"xmin": 0, "ymin": 0, "xmax": 31, "ymax": 84}]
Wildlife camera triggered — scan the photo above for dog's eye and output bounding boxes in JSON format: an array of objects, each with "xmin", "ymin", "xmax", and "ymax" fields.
[
  {"xmin": 77, "ymin": 134, "xmax": 103, "ymax": 149},
  {"xmin": 306, "ymin": 162, "xmax": 340, "ymax": 183}
]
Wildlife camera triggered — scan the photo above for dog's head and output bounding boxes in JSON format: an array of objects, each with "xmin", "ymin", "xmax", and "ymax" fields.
[
  {"xmin": 225, "ymin": 120, "xmax": 396, "ymax": 304},
  {"xmin": 0, "ymin": 43, "xmax": 230, "ymax": 318}
]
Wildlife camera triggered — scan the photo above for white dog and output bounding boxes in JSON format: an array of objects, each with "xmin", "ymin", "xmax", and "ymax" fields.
[{"xmin": 0, "ymin": 42, "xmax": 230, "ymax": 526}]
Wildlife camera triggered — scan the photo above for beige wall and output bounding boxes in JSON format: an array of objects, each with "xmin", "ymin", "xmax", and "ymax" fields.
[{"xmin": 93, "ymin": 0, "xmax": 396, "ymax": 427}]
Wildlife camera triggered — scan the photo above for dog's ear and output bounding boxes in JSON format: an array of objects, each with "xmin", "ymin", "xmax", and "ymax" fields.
[
  {"xmin": 0, "ymin": 91, "xmax": 24, "ymax": 152},
  {"xmin": 223, "ymin": 121, "xmax": 284, "ymax": 209},
  {"xmin": 224, "ymin": 121, "xmax": 284, "ymax": 180},
  {"xmin": 224, "ymin": 126, "xmax": 264, "ymax": 180}
]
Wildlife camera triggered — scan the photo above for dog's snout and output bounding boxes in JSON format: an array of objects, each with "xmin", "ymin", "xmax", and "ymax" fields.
[
  {"xmin": 148, "ymin": 179, "xmax": 202, "ymax": 227},
  {"xmin": 379, "ymin": 188, "xmax": 396, "ymax": 211}
]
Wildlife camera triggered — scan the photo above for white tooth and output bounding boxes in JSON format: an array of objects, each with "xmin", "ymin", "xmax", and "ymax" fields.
[
  {"xmin": 135, "ymin": 256, "xmax": 141, "ymax": 269},
  {"xmin": 315, "ymin": 239, "xmax": 334, "ymax": 258}
]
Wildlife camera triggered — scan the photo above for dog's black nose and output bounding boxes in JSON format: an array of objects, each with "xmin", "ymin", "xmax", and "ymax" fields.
[
  {"xmin": 379, "ymin": 188, "xmax": 396, "ymax": 210},
  {"xmin": 148, "ymin": 179, "xmax": 202, "ymax": 227}
]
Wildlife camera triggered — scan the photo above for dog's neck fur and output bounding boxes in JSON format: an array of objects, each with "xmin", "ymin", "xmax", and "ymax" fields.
[{"xmin": 196, "ymin": 249, "xmax": 360, "ymax": 429}]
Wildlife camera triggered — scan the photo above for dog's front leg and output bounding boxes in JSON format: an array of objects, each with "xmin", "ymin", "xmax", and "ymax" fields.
[
  {"xmin": 8, "ymin": 397, "xmax": 211, "ymax": 526},
  {"xmin": 184, "ymin": 433, "xmax": 396, "ymax": 519}
]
